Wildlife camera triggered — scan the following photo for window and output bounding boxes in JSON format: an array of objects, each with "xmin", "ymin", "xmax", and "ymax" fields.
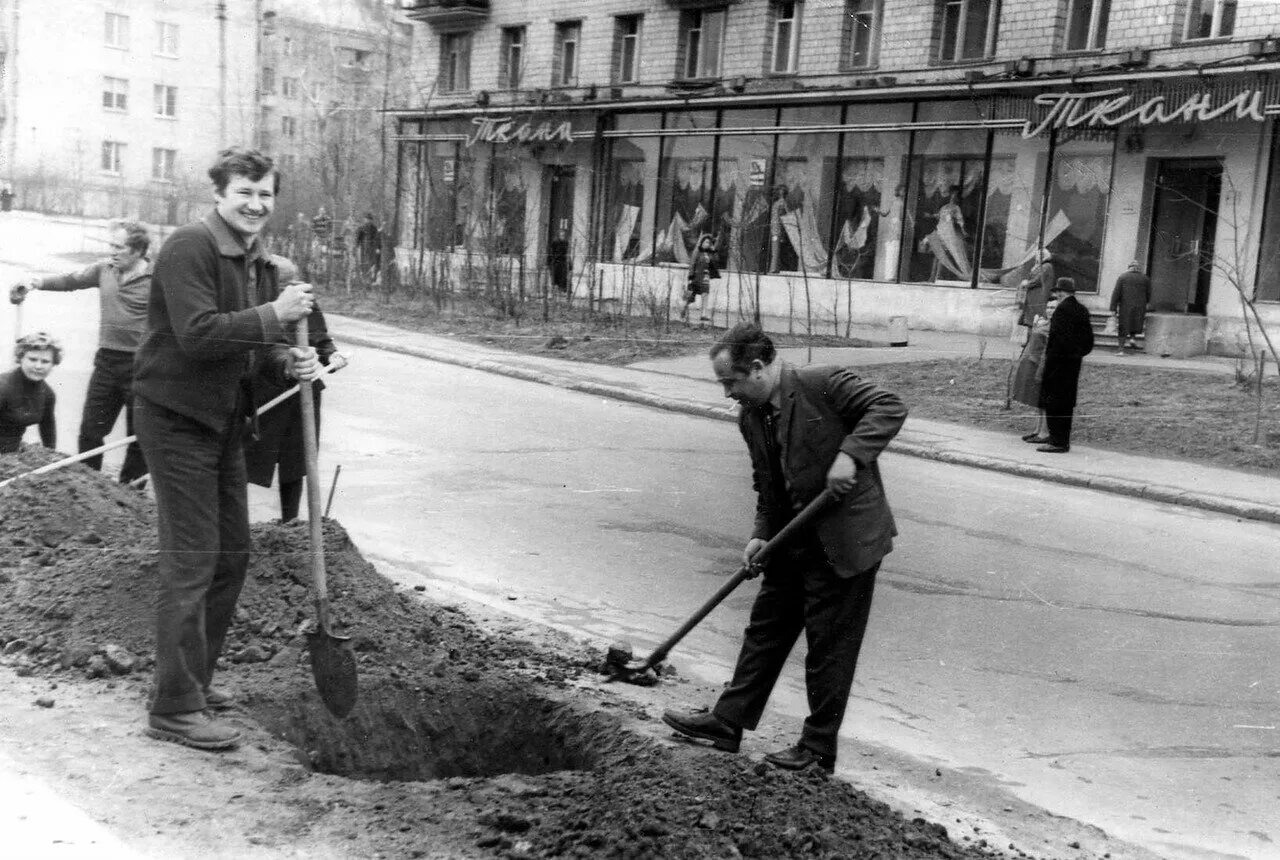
[
  {"xmin": 614, "ymin": 16, "xmax": 642, "ymax": 84},
  {"xmin": 104, "ymin": 12, "xmax": 129, "ymax": 49},
  {"xmin": 842, "ymin": 0, "xmax": 881, "ymax": 69},
  {"xmin": 936, "ymin": 0, "xmax": 998, "ymax": 63},
  {"xmin": 153, "ymin": 85, "xmax": 177, "ymax": 118},
  {"xmin": 151, "ymin": 148, "xmax": 176, "ymax": 181},
  {"xmin": 155, "ymin": 21, "xmax": 179, "ymax": 56},
  {"xmin": 282, "ymin": 116, "xmax": 296, "ymax": 138},
  {"xmin": 770, "ymin": 2, "xmax": 802, "ymax": 74},
  {"xmin": 102, "ymin": 77, "xmax": 128, "ymax": 111},
  {"xmin": 101, "ymin": 141, "xmax": 125, "ymax": 174},
  {"xmin": 554, "ymin": 21, "xmax": 581, "ymax": 87},
  {"xmin": 499, "ymin": 27, "xmax": 525, "ymax": 89},
  {"xmin": 680, "ymin": 9, "xmax": 726, "ymax": 79},
  {"xmin": 282, "ymin": 77, "xmax": 299, "ymax": 98},
  {"xmin": 439, "ymin": 33, "xmax": 471, "ymax": 92},
  {"xmin": 282, "ymin": 36, "xmax": 294, "ymax": 57},
  {"xmin": 1064, "ymin": 0, "xmax": 1108, "ymax": 51},
  {"xmin": 1185, "ymin": 0, "xmax": 1236, "ymax": 39},
  {"xmin": 340, "ymin": 47, "xmax": 371, "ymax": 68},
  {"xmin": 263, "ymin": 67, "xmax": 276, "ymax": 95}
]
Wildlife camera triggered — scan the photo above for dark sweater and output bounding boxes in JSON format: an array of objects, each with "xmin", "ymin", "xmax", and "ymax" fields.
[{"xmin": 0, "ymin": 368, "xmax": 56, "ymax": 453}]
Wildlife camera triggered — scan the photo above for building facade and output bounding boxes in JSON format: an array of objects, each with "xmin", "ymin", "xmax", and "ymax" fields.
[{"xmin": 394, "ymin": 0, "xmax": 1280, "ymax": 354}]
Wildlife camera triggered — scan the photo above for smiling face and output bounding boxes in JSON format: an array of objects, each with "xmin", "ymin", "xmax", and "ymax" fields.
[
  {"xmin": 19, "ymin": 348, "xmax": 55, "ymax": 382},
  {"xmin": 711, "ymin": 351, "xmax": 774, "ymax": 408},
  {"xmin": 107, "ymin": 227, "xmax": 144, "ymax": 271},
  {"xmin": 215, "ymin": 173, "xmax": 276, "ymax": 240}
]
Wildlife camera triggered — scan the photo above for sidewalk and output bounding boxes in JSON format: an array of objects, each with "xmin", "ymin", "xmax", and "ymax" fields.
[{"xmin": 328, "ymin": 314, "xmax": 1280, "ymax": 525}]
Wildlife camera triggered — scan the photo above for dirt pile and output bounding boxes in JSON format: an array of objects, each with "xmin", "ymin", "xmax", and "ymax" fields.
[{"xmin": 0, "ymin": 447, "xmax": 1011, "ymax": 859}]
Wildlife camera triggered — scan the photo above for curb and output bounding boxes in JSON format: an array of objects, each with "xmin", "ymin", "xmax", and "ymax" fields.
[{"xmin": 338, "ymin": 332, "xmax": 1280, "ymax": 527}]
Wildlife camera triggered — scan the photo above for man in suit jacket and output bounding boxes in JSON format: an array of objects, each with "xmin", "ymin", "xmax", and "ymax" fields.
[
  {"xmin": 663, "ymin": 323, "xmax": 907, "ymax": 774},
  {"xmin": 1038, "ymin": 277, "xmax": 1094, "ymax": 453}
]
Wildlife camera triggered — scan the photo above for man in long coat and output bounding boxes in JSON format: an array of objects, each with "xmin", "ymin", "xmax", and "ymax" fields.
[
  {"xmin": 1110, "ymin": 261, "xmax": 1151, "ymax": 352},
  {"xmin": 1038, "ymin": 277, "xmax": 1094, "ymax": 453}
]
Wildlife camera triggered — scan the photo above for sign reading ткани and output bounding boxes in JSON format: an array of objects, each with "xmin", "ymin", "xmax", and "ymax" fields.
[
  {"xmin": 1021, "ymin": 87, "xmax": 1268, "ymax": 138},
  {"xmin": 467, "ymin": 116, "xmax": 574, "ymax": 147}
]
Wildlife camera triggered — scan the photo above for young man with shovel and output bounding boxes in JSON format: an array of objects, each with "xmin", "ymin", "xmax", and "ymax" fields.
[
  {"xmin": 133, "ymin": 147, "xmax": 321, "ymax": 751},
  {"xmin": 663, "ymin": 323, "xmax": 906, "ymax": 774}
]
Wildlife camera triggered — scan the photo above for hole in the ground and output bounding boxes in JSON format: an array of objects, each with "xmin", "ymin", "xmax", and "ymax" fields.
[{"xmin": 249, "ymin": 676, "xmax": 612, "ymax": 782}]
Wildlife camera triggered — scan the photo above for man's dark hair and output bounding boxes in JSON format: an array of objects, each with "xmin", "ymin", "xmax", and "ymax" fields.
[
  {"xmin": 112, "ymin": 220, "xmax": 151, "ymax": 255},
  {"xmin": 207, "ymin": 147, "xmax": 280, "ymax": 195},
  {"xmin": 710, "ymin": 322, "xmax": 776, "ymax": 373}
]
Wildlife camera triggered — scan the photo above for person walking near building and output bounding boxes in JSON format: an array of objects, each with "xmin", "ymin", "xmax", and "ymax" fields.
[
  {"xmin": 9, "ymin": 221, "xmax": 152, "ymax": 482},
  {"xmin": 662, "ymin": 322, "xmax": 907, "ymax": 774},
  {"xmin": 132, "ymin": 147, "xmax": 320, "ymax": 752},
  {"xmin": 1037, "ymin": 277, "xmax": 1093, "ymax": 454},
  {"xmin": 682, "ymin": 233, "xmax": 718, "ymax": 324},
  {"xmin": 1012, "ymin": 295, "xmax": 1059, "ymax": 444},
  {"xmin": 1110, "ymin": 261, "xmax": 1151, "ymax": 353},
  {"xmin": 355, "ymin": 213, "xmax": 381, "ymax": 276},
  {"xmin": 548, "ymin": 229, "xmax": 570, "ymax": 293},
  {"xmin": 0, "ymin": 333, "xmax": 61, "ymax": 454}
]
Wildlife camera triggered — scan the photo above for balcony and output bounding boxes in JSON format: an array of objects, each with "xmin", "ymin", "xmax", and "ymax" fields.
[{"xmin": 406, "ymin": 0, "xmax": 489, "ymax": 29}]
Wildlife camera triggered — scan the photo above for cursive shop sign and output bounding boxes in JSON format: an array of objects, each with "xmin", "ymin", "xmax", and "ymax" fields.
[
  {"xmin": 466, "ymin": 115, "xmax": 575, "ymax": 148},
  {"xmin": 1021, "ymin": 86, "xmax": 1268, "ymax": 138}
]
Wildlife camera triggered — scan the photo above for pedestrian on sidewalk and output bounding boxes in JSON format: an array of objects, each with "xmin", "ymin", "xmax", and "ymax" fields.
[
  {"xmin": 9, "ymin": 220, "xmax": 152, "ymax": 483},
  {"xmin": 1037, "ymin": 277, "xmax": 1093, "ymax": 454},
  {"xmin": 133, "ymin": 147, "xmax": 321, "ymax": 752},
  {"xmin": 244, "ymin": 255, "xmax": 347, "ymax": 522},
  {"xmin": 1012, "ymin": 295, "xmax": 1058, "ymax": 443},
  {"xmin": 663, "ymin": 322, "xmax": 907, "ymax": 775},
  {"xmin": 548, "ymin": 229, "xmax": 571, "ymax": 293},
  {"xmin": 1016, "ymin": 248, "xmax": 1056, "ymax": 340},
  {"xmin": 0, "ymin": 333, "xmax": 61, "ymax": 454},
  {"xmin": 1110, "ymin": 261, "xmax": 1151, "ymax": 353},
  {"xmin": 681, "ymin": 233, "xmax": 718, "ymax": 325}
]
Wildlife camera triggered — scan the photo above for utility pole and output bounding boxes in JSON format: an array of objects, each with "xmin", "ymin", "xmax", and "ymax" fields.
[{"xmin": 217, "ymin": 1, "xmax": 228, "ymax": 144}]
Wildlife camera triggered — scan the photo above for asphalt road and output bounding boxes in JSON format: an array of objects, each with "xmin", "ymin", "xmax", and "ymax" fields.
[{"xmin": 1, "ymin": 214, "xmax": 1276, "ymax": 860}]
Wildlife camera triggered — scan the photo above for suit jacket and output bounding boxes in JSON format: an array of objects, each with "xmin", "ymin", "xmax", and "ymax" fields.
[
  {"xmin": 133, "ymin": 212, "xmax": 289, "ymax": 432},
  {"xmin": 741, "ymin": 363, "xmax": 907, "ymax": 578}
]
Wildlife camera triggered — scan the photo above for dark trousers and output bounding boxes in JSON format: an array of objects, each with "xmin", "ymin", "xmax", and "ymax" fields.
[
  {"xmin": 1045, "ymin": 408, "xmax": 1074, "ymax": 448},
  {"xmin": 279, "ymin": 479, "xmax": 303, "ymax": 522},
  {"xmin": 79, "ymin": 348, "xmax": 147, "ymax": 482},
  {"xmin": 713, "ymin": 542, "xmax": 879, "ymax": 759},
  {"xmin": 1041, "ymin": 358, "xmax": 1082, "ymax": 448},
  {"xmin": 134, "ymin": 396, "xmax": 250, "ymax": 715}
]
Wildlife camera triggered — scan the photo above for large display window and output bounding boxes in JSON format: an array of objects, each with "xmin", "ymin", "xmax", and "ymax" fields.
[
  {"xmin": 715, "ymin": 109, "xmax": 777, "ymax": 272},
  {"xmin": 654, "ymin": 111, "xmax": 717, "ymax": 263},
  {"xmin": 836, "ymin": 104, "xmax": 911, "ymax": 281},
  {"xmin": 1045, "ymin": 135, "xmax": 1114, "ymax": 294},
  {"xmin": 489, "ymin": 154, "xmax": 527, "ymax": 256},
  {"xmin": 983, "ymin": 130, "xmax": 1050, "ymax": 286},
  {"xmin": 773, "ymin": 107, "xmax": 840, "ymax": 275}
]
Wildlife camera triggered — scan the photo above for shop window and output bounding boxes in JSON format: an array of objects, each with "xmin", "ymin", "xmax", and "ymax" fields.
[
  {"xmin": 842, "ymin": 0, "xmax": 881, "ymax": 70},
  {"xmin": 1254, "ymin": 130, "xmax": 1280, "ymax": 301},
  {"xmin": 102, "ymin": 76, "xmax": 128, "ymax": 112},
  {"xmin": 770, "ymin": 108, "xmax": 839, "ymax": 276},
  {"xmin": 1043, "ymin": 137, "xmax": 1114, "ymax": 294},
  {"xmin": 500, "ymin": 27, "xmax": 525, "ymax": 89},
  {"xmin": 835, "ymin": 106, "xmax": 911, "ymax": 281},
  {"xmin": 983, "ymin": 130, "xmax": 1049, "ymax": 281},
  {"xmin": 1184, "ymin": 0, "xmax": 1236, "ymax": 40},
  {"xmin": 654, "ymin": 112, "xmax": 717, "ymax": 264},
  {"xmin": 439, "ymin": 33, "xmax": 471, "ymax": 93},
  {"xmin": 489, "ymin": 158, "xmax": 527, "ymax": 256},
  {"xmin": 605, "ymin": 114, "xmax": 664, "ymax": 263},
  {"xmin": 614, "ymin": 16, "xmax": 642, "ymax": 85},
  {"xmin": 935, "ymin": 0, "xmax": 998, "ymax": 64},
  {"xmin": 769, "ymin": 2, "xmax": 802, "ymax": 75},
  {"xmin": 1064, "ymin": 0, "xmax": 1109, "ymax": 51},
  {"xmin": 715, "ymin": 109, "xmax": 780, "ymax": 273},
  {"xmin": 679, "ymin": 10, "xmax": 726, "ymax": 80},
  {"xmin": 554, "ymin": 21, "xmax": 581, "ymax": 87}
]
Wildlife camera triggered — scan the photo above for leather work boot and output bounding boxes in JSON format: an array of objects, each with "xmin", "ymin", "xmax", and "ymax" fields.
[
  {"xmin": 764, "ymin": 743, "xmax": 835, "ymax": 775},
  {"xmin": 203, "ymin": 686, "xmax": 234, "ymax": 710},
  {"xmin": 147, "ymin": 710, "xmax": 241, "ymax": 751},
  {"xmin": 661, "ymin": 708, "xmax": 742, "ymax": 752}
]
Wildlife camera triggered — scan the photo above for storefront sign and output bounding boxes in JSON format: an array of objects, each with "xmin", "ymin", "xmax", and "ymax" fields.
[
  {"xmin": 466, "ymin": 115, "xmax": 575, "ymax": 148},
  {"xmin": 1021, "ymin": 87, "xmax": 1266, "ymax": 139}
]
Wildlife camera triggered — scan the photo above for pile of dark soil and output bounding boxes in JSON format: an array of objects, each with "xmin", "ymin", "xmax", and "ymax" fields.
[{"xmin": 0, "ymin": 447, "xmax": 1009, "ymax": 859}]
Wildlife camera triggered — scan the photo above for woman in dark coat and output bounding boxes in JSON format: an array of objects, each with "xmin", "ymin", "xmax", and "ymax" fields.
[
  {"xmin": 1110, "ymin": 261, "xmax": 1151, "ymax": 352},
  {"xmin": 244, "ymin": 258, "xmax": 346, "ymax": 520}
]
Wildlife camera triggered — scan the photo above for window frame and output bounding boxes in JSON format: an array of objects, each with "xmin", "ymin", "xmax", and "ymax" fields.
[
  {"xmin": 1183, "ymin": 0, "xmax": 1236, "ymax": 40},
  {"xmin": 555, "ymin": 21, "xmax": 582, "ymax": 87},
  {"xmin": 1063, "ymin": 0, "xmax": 1109, "ymax": 52},
  {"xmin": 614, "ymin": 15, "xmax": 642, "ymax": 85},
  {"xmin": 500, "ymin": 26, "xmax": 525, "ymax": 89},
  {"xmin": 282, "ymin": 77, "xmax": 298, "ymax": 99},
  {"xmin": 935, "ymin": 0, "xmax": 999, "ymax": 64},
  {"xmin": 102, "ymin": 76, "xmax": 128, "ymax": 112},
  {"xmin": 101, "ymin": 141, "xmax": 125, "ymax": 174},
  {"xmin": 439, "ymin": 33, "xmax": 472, "ymax": 93},
  {"xmin": 104, "ymin": 12, "xmax": 129, "ymax": 50},
  {"xmin": 842, "ymin": 0, "xmax": 882, "ymax": 70},
  {"xmin": 155, "ymin": 21, "xmax": 179, "ymax": 57},
  {"xmin": 153, "ymin": 84, "xmax": 177, "ymax": 118},
  {"xmin": 151, "ymin": 148, "xmax": 176, "ymax": 182},
  {"xmin": 680, "ymin": 9, "xmax": 727, "ymax": 80},
  {"xmin": 770, "ymin": 1, "xmax": 802, "ymax": 75},
  {"xmin": 281, "ymin": 116, "xmax": 297, "ymax": 138}
]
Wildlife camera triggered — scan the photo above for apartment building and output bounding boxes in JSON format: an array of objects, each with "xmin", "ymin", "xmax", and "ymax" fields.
[
  {"xmin": 395, "ymin": 0, "xmax": 1280, "ymax": 354},
  {"xmin": 0, "ymin": 0, "xmax": 262, "ymax": 222}
]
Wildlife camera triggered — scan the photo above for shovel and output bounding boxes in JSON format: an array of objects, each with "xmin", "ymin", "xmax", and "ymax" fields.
[
  {"xmin": 296, "ymin": 315, "xmax": 358, "ymax": 718},
  {"xmin": 606, "ymin": 488, "xmax": 837, "ymax": 684}
]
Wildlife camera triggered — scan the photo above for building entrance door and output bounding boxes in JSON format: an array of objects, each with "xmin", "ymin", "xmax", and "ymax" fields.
[
  {"xmin": 546, "ymin": 165, "xmax": 575, "ymax": 247},
  {"xmin": 1147, "ymin": 158, "xmax": 1221, "ymax": 314}
]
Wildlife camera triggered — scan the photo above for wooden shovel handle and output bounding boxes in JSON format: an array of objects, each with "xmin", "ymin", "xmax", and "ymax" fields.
[{"xmin": 295, "ymin": 316, "xmax": 331, "ymax": 631}]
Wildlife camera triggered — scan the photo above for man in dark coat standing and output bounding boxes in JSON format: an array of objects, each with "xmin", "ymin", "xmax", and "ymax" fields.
[
  {"xmin": 662, "ymin": 323, "xmax": 907, "ymax": 774},
  {"xmin": 1110, "ymin": 260, "xmax": 1151, "ymax": 352},
  {"xmin": 1038, "ymin": 277, "xmax": 1094, "ymax": 454}
]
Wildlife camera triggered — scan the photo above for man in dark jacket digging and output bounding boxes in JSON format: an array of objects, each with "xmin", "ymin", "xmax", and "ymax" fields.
[
  {"xmin": 663, "ymin": 323, "xmax": 907, "ymax": 774},
  {"xmin": 133, "ymin": 147, "xmax": 321, "ymax": 751}
]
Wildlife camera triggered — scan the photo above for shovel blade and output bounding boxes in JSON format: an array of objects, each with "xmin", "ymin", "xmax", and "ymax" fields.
[{"xmin": 307, "ymin": 629, "xmax": 358, "ymax": 719}]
